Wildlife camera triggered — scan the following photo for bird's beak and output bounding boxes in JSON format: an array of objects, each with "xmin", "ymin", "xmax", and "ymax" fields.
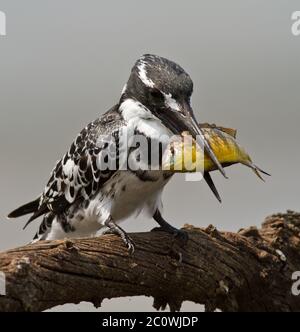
[{"xmin": 157, "ymin": 100, "xmax": 227, "ymax": 178}]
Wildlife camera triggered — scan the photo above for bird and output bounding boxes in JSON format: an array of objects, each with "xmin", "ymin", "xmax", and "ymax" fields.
[{"xmin": 7, "ymin": 54, "xmax": 226, "ymax": 253}]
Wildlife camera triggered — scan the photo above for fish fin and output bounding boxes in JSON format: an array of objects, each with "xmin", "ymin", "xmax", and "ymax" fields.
[
  {"xmin": 254, "ymin": 165, "xmax": 271, "ymax": 177},
  {"xmin": 198, "ymin": 123, "xmax": 237, "ymax": 138},
  {"xmin": 217, "ymin": 127, "xmax": 237, "ymax": 138},
  {"xmin": 243, "ymin": 162, "xmax": 271, "ymax": 181}
]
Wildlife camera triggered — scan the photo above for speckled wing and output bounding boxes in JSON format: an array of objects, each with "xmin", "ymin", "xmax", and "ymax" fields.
[{"xmin": 26, "ymin": 106, "xmax": 124, "ymax": 226}]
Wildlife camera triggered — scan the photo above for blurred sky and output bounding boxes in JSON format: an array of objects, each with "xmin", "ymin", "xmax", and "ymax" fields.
[{"xmin": 0, "ymin": 0, "xmax": 299, "ymax": 311}]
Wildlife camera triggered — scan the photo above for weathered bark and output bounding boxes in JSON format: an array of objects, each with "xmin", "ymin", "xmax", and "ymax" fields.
[{"xmin": 0, "ymin": 211, "xmax": 299, "ymax": 312}]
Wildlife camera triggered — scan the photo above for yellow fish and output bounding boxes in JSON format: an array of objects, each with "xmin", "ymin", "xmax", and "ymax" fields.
[{"xmin": 162, "ymin": 123, "xmax": 270, "ymax": 201}]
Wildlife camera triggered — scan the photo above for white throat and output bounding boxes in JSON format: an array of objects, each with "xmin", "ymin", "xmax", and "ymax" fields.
[{"xmin": 119, "ymin": 98, "xmax": 172, "ymax": 142}]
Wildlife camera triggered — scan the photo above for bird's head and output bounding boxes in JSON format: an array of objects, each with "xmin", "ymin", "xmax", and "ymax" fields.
[
  {"xmin": 120, "ymin": 54, "xmax": 226, "ymax": 177},
  {"xmin": 122, "ymin": 54, "xmax": 193, "ymax": 131}
]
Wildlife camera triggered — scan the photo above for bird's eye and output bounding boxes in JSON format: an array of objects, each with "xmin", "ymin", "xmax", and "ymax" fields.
[{"xmin": 150, "ymin": 89, "xmax": 162, "ymax": 99}]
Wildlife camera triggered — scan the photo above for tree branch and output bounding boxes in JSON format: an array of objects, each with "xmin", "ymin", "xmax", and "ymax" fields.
[{"xmin": 0, "ymin": 211, "xmax": 299, "ymax": 312}]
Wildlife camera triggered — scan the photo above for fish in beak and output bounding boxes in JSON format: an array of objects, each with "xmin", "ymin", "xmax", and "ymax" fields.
[
  {"xmin": 162, "ymin": 124, "xmax": 270, "ymax": 201},
  {"xmin": 156, "ymin": 99, "xmax": 228, "ymax": 179}
]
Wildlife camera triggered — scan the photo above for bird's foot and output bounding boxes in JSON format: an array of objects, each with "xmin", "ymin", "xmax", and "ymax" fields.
[
  {"xmin": 103, "ymin": 223, "xmax": 135, "ymax": 254},
  {"xmin": 152, "ymin": 210, "xmax": 189, "ymax": 245},
  {"xmin": 120, "ymin": 233, "xmax": 135, "ymax": 255},
  {"xmin": 102, "ymin": 228, "xmax": 116, "ymax": 236},
  {"xmin": 151, "ymin": 226, "xmax": 188, "ymax": 244}
]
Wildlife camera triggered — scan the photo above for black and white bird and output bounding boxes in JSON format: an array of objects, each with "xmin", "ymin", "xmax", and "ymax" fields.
[{"xmin": 8, "ymin": 54, "xmax": 226, "ymax": 252}]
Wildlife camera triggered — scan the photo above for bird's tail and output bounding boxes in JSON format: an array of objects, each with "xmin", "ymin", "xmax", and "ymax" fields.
[{"xmin": 7, "ymin": 198, "xmax": 40, "ymax": 219}]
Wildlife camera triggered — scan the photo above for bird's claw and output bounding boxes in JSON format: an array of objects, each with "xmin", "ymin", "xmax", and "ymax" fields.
[
  {"xmin": 103, "ymin": 228, "xmax": 135, "ymax": 254},
  {"xmin": 120, "ymin": 231, "xmax": 135, "ymax": 254},
  {"xmin": 151, "ymin": 226, "xmax": 188, "ymax": 244},
  {"xmin": 174, "ymin": 229, "xmax": 189, "ymax": 243},
  {"xmin": 102, "ymin": 228, "xmax": 116, "ymax": 236},
  {"xmin": 125, "ymin": 237, "xmax": 135, "ymax": 255},
  {"xmin": 151, "ymin": 226, "xmax": 165, "ymax": 233}
]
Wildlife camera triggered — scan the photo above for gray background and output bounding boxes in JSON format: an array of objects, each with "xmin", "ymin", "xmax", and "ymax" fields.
[{"xmin": 0, "ymin": 1, "xmax": 299, "ymax": 311}]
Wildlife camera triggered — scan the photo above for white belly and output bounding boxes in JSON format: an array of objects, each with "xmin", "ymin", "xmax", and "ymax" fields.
[
  {"xmin": 45, "ymin": 170, "xmax": 171, "ymax": 241},
  {"xmin": 107, "ymin": 170, "xmax": 170, "ymax": 221}
]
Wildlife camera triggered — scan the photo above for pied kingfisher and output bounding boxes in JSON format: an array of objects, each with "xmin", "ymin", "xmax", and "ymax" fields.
[{"xmin": 8, "ymin": 54, "xmax": 226, "ymax": 252}]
